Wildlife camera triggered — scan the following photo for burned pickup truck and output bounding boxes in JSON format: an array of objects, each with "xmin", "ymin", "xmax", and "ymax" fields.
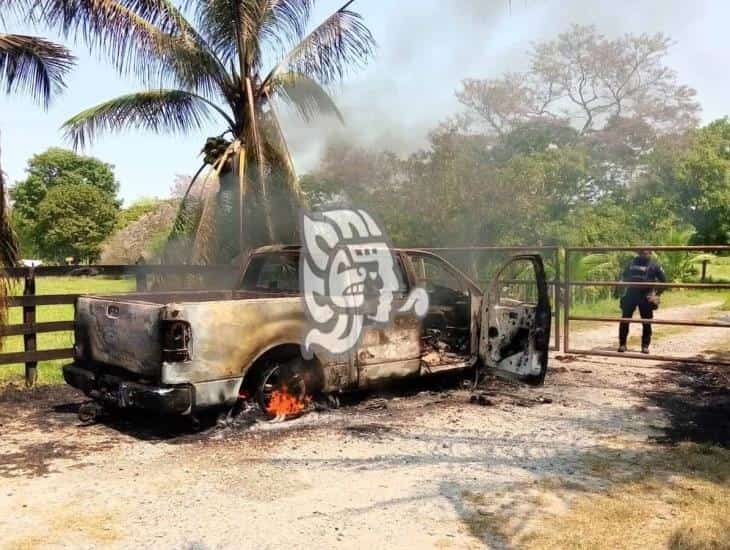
[{"xmin": 63, "ymin": 246, "xmax": 551, "ymax": 421}]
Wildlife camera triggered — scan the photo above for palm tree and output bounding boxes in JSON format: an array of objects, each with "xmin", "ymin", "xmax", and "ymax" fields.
[
  {"xmin": 42, "ymin": 0, "xmax": 374, "ymax": 262},
  {"xmin": 0, "ymin": 3, "xmax": 75, "ymax": 354},
  {"xmin": 653, "ymin": 227, "xmax": 715, "ymax": 282}
]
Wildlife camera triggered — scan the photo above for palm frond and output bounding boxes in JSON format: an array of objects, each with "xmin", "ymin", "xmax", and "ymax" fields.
[
  {"xmin": 190, "ymin": 184, "xmax": 222, "ymax": 264},
  {"xmin": 62, "ymin": 89, "xmax": 231, "ymax": 148},
  {"xmin": 125, "ymin": 0, "xmax": 233, "ymax": 90},
  {"xmin": 242, "ymin": 0, "xmax": 313, "ymax": 66},
  {"xmin": 255, "ymin": 0, "xmax": 313, "ymax": 47},
  {"xmin": 269, "ymin": 71, "xmax": 343, "ymax": 123},
  {"xmin": 653, "ymin": 227, "xmax": 701, "ymax": 282},
  {"xmin": 189, "ymin": 0, "xmax": 312, "ymax": 70},
  {"xmin": 187, "ymin": 0, "xmax": 238, "ymax": 66},
  {"xmin": 0, "ymin": 0, "xmax": 20, "ymax": 24},
  {"xmin": 263, "ymin": 98, "xmax": 298, "ymax": 185},
  {"xmin": 42, "ymin": 0, "xmax": 227, "ymax": 96},
  {"xmin": 579, "ymin": 253, "xmax": 619, "ymax": 280},
  {"xmin": 262, "ymin": 0, "xmax": 375, "ymax": 89},
  {"xmin": 264, "ymin": 133, "xmax": 303, "ymax": 200},
  {"xmin": 160, "ymin": 174, "xmax": 214, "ymax": 266},
  {"xmin": 254, "ymin": 96, "xmax": 306, "ymax": 243},
  {"xmin": 116, "ymin": 0, "xmax": 196, "ymax": 32},
  {"xmin": 0, "ymin": 33, "xmax": 75, "ymax": 107}
]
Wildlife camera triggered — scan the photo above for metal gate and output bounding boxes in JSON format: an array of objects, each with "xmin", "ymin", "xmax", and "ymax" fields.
[{"xmin": 563, "ymin": 246, "xmax": 730, "ymax": 366}]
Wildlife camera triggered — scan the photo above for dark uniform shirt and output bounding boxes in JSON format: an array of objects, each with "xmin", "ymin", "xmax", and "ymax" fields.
[{"xmin": 621, "ymin": 256, "xmax": 667, "ymax": 299}]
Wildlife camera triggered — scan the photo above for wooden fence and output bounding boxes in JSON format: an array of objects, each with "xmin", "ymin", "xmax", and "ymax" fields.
[
  {"xmin": 2, "ymin": 247, "xmax": 729, "ymax": 387},
  {"xmin": 0, "ymin": 264, "xmax": 236, "ymax": 386}
]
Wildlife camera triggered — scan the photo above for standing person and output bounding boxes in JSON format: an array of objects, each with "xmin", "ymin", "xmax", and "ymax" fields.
[{"xmin": 618, "ymin": 249, "xmax": 667, "ymax": 354}]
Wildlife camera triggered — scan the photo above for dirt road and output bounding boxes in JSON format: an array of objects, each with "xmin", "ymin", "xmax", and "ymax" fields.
[
  {"xmin": 569, "ymin": 301, "xmax": 729, "ymax": 359},
  {"xmin": 1, "ymin": 303, "xmax": 728, "ymax": 549}
]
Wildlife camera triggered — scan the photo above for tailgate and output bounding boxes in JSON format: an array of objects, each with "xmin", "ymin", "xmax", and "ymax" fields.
[{"xmin": 75, "ymin": 296, "xmax": 164, "ymax": 377}]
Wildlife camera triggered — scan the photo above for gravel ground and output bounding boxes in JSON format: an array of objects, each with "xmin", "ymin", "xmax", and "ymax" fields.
[{"xmin": 0, "ymin": 304, "xmax": 728, "ymax": 549}]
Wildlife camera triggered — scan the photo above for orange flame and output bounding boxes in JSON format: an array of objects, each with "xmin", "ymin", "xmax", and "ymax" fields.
[{"xmin": 266, "ymin": 386, "xmax": 308, "ymax": 417}]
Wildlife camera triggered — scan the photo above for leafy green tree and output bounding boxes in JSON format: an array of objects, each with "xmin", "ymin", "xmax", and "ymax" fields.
[
  {"xmin": 492, "ymin": 120, "xmax": 579, "ymax": 159},
  {"xmin": 299, "ymin": 173, "xmax": 345, "ymax": 209},
  {"xmin": 10, "ymin": 147, "xmax": 118, "ymax": 223},
  {"xmin": 637, "ymin": 118, "xmax": 730, "ymax": 244},
  {"xmin": 34, "ymin": 183, "xmax": 118, "ymax": 262},
  {"xmin": 674, "ymin": 119, "xmax": 730, "ymax": 244},
  {"xmin": 542, "ymin": 200, "xmax": 638, "ymax": 247},
  {"xmin": 305, "ymin": 128, "xmax": 591, "ymax": 251}
]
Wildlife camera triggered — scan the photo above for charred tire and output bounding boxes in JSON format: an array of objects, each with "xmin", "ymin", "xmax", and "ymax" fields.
[{"xmin": 255, "ymin": 358, "xmax": 309, "ymax": 421}]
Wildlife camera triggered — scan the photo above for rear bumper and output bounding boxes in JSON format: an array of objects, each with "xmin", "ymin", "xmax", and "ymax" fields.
[{"xmin": 63, "ymin": 363, "xmax": 192, "ymax": 415}]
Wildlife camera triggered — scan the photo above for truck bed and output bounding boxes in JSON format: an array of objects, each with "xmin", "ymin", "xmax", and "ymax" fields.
[{"xmin": 74, "ymin": 290, "xmax": 292, "ymax": 378}]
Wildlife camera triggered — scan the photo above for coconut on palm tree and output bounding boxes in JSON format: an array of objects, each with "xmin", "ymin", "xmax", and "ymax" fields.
[{"xmin": 40, "ymin": 0, "xmax": 374, "ymax": 263}]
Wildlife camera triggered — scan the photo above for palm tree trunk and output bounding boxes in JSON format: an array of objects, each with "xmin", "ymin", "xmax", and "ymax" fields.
[
  {"xmin": 235, "ymin": 147, "xmax": 248, "ymax": 259},
  {"xmin": 244, "ymin": 78, "xmax": 275, "ymax": 245}
]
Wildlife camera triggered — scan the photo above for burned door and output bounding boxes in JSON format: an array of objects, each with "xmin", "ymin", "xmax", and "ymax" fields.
[
  {"xmin": 479, "ymin": 254, "xmax": 550, "ymax": 385},
  {"xmin": 356, "ymin": 254, "xmax": 422, "ymax": 386},
  {"xmin": 406, "ymin": 251, "xmax": 474, "ymax": 372}
]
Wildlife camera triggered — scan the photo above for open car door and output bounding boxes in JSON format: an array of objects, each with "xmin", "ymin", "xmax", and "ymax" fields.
[{"xmin": 479, "ymin": 254, "xmax": 551, "ymax": 385}]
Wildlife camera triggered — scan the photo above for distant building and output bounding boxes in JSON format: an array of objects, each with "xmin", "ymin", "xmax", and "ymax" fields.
[{"xmin": 20, "ymin": 259, "xmax": 43, "ymax": 268}]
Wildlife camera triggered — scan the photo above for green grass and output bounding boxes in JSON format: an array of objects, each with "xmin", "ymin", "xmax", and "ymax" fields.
[
  {"xmin": 696, "ymin": 256, "xmax": 730, "ymax": 306},
  {"xmin": 707, "ymin": 264, "xmax": 730, "ymax": 282},
  {"xmin": 569, "ymin": 288, "xmax": 730, "ymax": 338},
  {"xmin": 571, "ymin": 288, "xmax": 730, "ymax": 318},
  {"xmin": 0, "ymin": 276, "xmax": 135, "ymax": 386}
]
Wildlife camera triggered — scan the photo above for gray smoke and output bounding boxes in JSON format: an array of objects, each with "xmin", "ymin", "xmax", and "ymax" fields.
[{"xmin": 282, "ymin": 0, "xmax": 718, "ymax": 174}]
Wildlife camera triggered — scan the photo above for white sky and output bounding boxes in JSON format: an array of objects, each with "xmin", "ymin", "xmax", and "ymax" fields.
[{"xmin": 0, "ymin": 0, "xmax": 727, "ymax": 204}]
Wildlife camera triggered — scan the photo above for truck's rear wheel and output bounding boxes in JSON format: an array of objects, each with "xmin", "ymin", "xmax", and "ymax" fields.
[{"xmin": 256, "ymin": 359, "xmax": 309, "ymax": 421}]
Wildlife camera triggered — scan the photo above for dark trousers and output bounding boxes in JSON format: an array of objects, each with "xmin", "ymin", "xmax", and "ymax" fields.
[{"xmin": 618, "ymin": 294, "xmax": 654, "ymax": 347}]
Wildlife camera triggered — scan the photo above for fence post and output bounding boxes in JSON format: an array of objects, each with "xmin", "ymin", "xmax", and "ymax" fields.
[
  {"xmin": 23, "ymin": 269, "xmax": 37, "ymax": 388},
  {"xmin": 135, "ymin": 270, "xmax": 147, "ymax": 292},
  {"xmin": 701, "ymin": 259, "xmax": 710, "ymax": 282},
  {"xmin": 554, "ymin": 248, "xmax": 561, "ymax": 350},
  {"xmin": 563, "ymin": 249, "xmax": 571, "ymax": 353}
]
